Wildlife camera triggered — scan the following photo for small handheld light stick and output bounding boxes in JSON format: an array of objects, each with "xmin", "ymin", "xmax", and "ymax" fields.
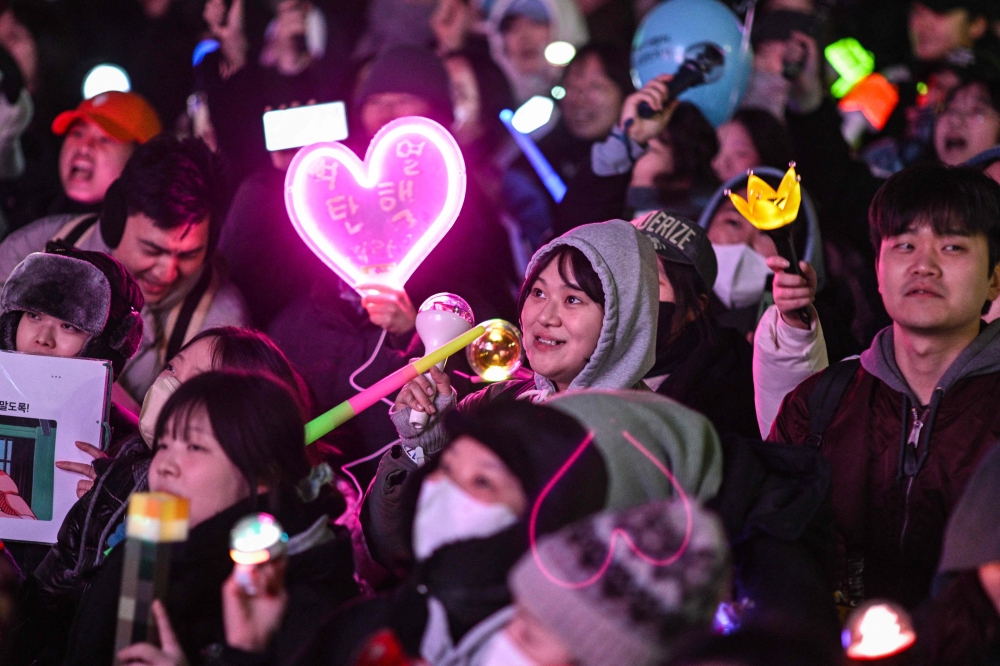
[
  {"xmin": 726, "ymin": 164, "xmax": 810, "ymax": 325},
  {"xmin": 113, "ymin": 493, "xmax": 189, "ymax": 662},
  {"xmin": 409, "ymin": 294, "xmax": 474, "ymax": 431},
  {"xmin": 230, "ymin": 513, "xmax": 288, "ymax": 595}
]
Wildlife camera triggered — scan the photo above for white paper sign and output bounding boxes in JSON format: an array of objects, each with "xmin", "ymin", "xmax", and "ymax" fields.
[{"xmin": 0, "ymin": 351, "xmax": 111, "ymax": 544}]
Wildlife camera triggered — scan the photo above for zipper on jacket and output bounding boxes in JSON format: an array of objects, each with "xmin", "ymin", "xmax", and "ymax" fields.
[{"xmin": 899, "ymin": 406, "xmax": 927, "ymax": 549}]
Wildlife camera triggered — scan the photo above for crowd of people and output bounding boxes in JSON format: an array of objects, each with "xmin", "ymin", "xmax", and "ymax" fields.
[{"xmin": 0, "ymin": 0, "xmax": 994, "ymax": 663}]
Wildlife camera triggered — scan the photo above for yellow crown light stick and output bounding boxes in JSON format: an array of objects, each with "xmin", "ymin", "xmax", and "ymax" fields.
[
  {"xmin": 113, "ymin": 493, "xmax": 190, "ymax": 663},
  {"xmin": 726, "ymin": 164, "xmax": 810, "ymax": 325}
]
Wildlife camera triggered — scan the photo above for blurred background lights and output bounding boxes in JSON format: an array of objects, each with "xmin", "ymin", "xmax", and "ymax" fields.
[
  {"xmin": 511, "ymin": 96, "xmax": 554, "ymax": 134},
  {"xmin": 551, "ymin": 86, "xmax": 566, "ymax": 100},
  {"xmin": 544, "ymin": 41, "xmax": 576, "ymax": 66},
  {"xmin": 82, "ymin": 64, "xmax": 131, "ymax": 100}
]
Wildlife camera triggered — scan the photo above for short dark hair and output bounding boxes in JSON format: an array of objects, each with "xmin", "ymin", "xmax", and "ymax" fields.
[
  {"xmin": 563, "ymin": 42, "xmax": 634, "ymax": 98},
  {"xmin": 180, "ymin": 327, "xmax": 312, "ymax": 417},
  {"xmin": 655, "ymin": 102, "xmax": 719, "ymax": 203},
  {"xmin": 869, "ymin": 163, "xmax": 1000, "ymax": 275},
  {"xmin": 730, "ymin": 108, "xmax": 796, "ymax": 172},
  {"xmin": 154, "ymin": 371, "xmax": 311, "ymax": 510},
  {"xmin": 660, "ymin": 259, "xmax": 714, "ymax": 339},
  {"xmin": 518, "ymin": 245, "xmax": 605, "ymax": 319},
  {"xmin": 119, "ymin": 135, "xmax": 224, "ymax": 244}
]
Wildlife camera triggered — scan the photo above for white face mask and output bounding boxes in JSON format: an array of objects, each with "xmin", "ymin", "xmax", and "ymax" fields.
[
  {"xmin": 711, "ymin": 243, "xmax": 773, "ymax": 309},
  {"xmin": 138, "ymin": 375, "xmax": 182, "ymax": 448},
  {"xmin": 412, "ymin": 476, "xmax": 519, "ymax": 561},
  {"xmin": 477, "ymin": 629, "xmax": 538, "ymax": 666}
]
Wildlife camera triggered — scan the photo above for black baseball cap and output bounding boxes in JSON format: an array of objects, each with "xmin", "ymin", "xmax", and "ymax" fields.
[{"xmin": 632, "ymin": 211, "xmax": 718, "ymax": 291}]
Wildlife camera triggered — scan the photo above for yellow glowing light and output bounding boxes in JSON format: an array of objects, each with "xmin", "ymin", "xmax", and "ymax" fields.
[
  {"xmin": 467, "ymin": 319, "xmax": 523, "ymax": 382},
  {"xmin": 727, "ymin": 165, "xmax": 802, "ymax": 231}
]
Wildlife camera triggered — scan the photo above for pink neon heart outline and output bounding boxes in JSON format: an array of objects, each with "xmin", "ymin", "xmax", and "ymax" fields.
[
  {"xmin": 284, "ymin": 116, "xmax": 467, "ymax": 294},
  {"xmin": 529, "ymin": 430, "xmax": 693, "ymax": 589}
]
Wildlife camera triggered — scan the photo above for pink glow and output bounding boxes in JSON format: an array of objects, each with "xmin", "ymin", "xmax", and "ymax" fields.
[
  {"xmin": 529, "ymin": 430, "xmax": 693, "ymax": 589},
  {"xmin": 284, "ymin": 116, "xmax": 467, "ymax": 294}
]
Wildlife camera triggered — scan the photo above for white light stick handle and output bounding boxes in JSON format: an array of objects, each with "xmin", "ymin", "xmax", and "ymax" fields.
[{"xmin": 409, "ymin": 361, "xmax": 445, "ymax": 430}]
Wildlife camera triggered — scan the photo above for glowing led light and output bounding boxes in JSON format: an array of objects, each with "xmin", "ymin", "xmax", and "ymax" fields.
[
  {"xmin": 529, "ymin": 430, "xmax": 693, "ymax": 589},
  {"xmin": 466, "ymin": 319, "xmax": 522, "ymax": 382},
  {"xmin": 82, "ymin": 64, "xmax": 131, "ymax": 100},
  {"xmin": 916, "ymin": 81, "xmax": 928, "ymax": 96},
  {"xmin": 229, "ymin": 513, "xmax": 288, "ymax": 565},
  {"xmin": 843, "ymin": 601, "xmax": 916, "ymax": 660},
  {"xmin": 551, "ymin": 86, "xmax": 566, "ymax": 100},
  {"xmin": 511, "ymin": 96, "xmax": 554, "ymax": 134},
  {"xmin": 284, "ymin": 116, "xmax": 467, "ymax": 295},
  {"xmin": 192, "ymin": 39, "xmax": 220, "ymax": 67},
  {"xmin": 544, "ymin": 41, "xmax": 576, "ymax": 66},
  {"xmin": 826, "ymin": 38, "xmax": 875, "ymax": 99}
]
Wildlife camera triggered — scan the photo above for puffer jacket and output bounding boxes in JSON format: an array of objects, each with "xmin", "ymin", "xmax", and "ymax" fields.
[
  {"xmin": 770, "ymin": 320, "xmax": 1000, "ymax": 609},
  {"xmin": 0, "ymin": 433, "xmax": 150, "ymax": 666}
]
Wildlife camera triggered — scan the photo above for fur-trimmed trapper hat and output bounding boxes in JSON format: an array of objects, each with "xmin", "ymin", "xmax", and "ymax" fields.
[{"xmin": 0, "ymin": 248, "xmax": 144, "ymax": 377}]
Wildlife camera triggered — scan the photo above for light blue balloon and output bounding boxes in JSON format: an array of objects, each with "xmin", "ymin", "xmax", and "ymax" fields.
[{"xmin": 631, "ymin": 0, "xmax": 752, "ymax": 127}]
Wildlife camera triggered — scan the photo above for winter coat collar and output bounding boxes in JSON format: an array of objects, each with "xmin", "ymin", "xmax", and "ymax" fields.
[{"xmin": 860, "ymin": 319, "xmax": 1000, "ymax": 404}]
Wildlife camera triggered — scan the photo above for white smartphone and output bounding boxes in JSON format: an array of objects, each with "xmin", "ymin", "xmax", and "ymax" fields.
[{"xmin": 262, "ymin": 101, "xmax": 348, "ymax": 152}]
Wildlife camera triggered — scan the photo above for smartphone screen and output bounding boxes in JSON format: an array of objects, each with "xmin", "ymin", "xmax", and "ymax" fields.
[{"xmin": 262, "ymin": 101, "xmax": 349, "ymax": 152}]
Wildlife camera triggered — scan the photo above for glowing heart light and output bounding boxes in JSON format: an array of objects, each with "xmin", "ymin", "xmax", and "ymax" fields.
[{"xmin": 285, "ymin": 116, "xmax": 467, "ymax": 295}]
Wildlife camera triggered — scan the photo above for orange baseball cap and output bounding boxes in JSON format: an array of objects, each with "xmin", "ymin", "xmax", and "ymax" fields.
[{"xmin": 52, "ymin": 91, "xmax": 162, "ymax": 144}]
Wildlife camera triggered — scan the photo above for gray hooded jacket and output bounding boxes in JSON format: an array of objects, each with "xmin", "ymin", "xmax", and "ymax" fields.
[{"xmin": 363, "ymin": 219, "xmax": 659, "ymax": 570}]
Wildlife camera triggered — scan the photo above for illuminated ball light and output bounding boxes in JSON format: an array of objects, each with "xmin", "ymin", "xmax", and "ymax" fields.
[
  {"xmin": 544, "ymin": 41, "xmax": 576, "ymax": 67},
  {"xmin": 467, "ymin": 319, "xmax": 522, "ymax": 382},
  {"xmin": 842, "ymin": 600, "xmax": 916, "ymax": 661},
  {"xmin": 230, "ymin": 513, "xmax": 288, "ymax": 566},
  {"xmin": 82, "ymin": 64, "xmax": 130, "ymax": 100}
]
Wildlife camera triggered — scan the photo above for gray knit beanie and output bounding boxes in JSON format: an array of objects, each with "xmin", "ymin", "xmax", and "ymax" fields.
[{"xmin": 509, "ymin": 499, "xmax": 729, "ymax": 666}]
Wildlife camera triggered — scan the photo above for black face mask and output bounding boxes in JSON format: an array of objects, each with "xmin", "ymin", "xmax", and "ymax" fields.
[{"xmin": 648, "ymin": 301, "xmax": 700, "ymax": 377}]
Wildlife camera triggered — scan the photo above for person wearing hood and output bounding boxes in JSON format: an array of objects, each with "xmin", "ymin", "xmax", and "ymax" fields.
[
  {"xmin": 550, "ymin": 389, "xmax": 840, "ymax": 639},
  {"xmin": 362, "ymin": 218, "xmax": 659, "ymax": 572},
  {"xmin": 485, "ymin": 0, "xmax": 588, "ymax": 105},
  {"xmin": 475, "ymin": 499, "xmax": 729, "ymax": 666},
  {"xmin": 62, "ymin": 372, "xmax": 356, "ymax": 666},
  {"xmin": 631, "ymin": 210, "xmax": 759, "ymax": 440},
  {"xmin": 216, "ymin": 400, "xmax": 608, "ymax": 666},
  {"xmin": 909, "ymin": 441, "xmax": 1000, "ymax": 664},
  {"xmin": 0, "ymin": 327, "xmax": 313, "ymax": 666},
  {"xmin": 770, "ymin": 163, "xmax": 1000, "ymax": 611}
]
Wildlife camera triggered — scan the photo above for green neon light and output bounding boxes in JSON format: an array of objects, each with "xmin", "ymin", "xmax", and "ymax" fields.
[{"xmin": 826, "ymin": 38, "xmax": 875, "ymax": 99}]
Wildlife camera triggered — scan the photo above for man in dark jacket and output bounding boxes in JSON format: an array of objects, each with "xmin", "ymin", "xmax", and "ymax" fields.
[{"xmin": 770, "ymin": 163, "xmax": 1000, "ymax": 610}]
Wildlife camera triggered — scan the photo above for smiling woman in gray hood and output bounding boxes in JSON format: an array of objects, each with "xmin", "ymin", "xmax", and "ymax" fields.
[{"xmin": 360, "ymin": 219, "xmax": 659, "ymax": 573}]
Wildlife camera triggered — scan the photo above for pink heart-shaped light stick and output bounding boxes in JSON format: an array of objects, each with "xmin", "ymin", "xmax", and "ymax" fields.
[{"xmin": 284, "ymin": 116, "xmax": 467, "ymax": 295}]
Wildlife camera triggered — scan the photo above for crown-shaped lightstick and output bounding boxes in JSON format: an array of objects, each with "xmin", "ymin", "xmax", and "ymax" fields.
[{"xmin": 726, "ymin": 164, "xmax": 810, "ymax": 325}]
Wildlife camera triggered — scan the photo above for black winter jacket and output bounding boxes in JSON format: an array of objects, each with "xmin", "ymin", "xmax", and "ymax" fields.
[{"xmin": 62, "ymin": 491, "xmax": 357, "ymax": 666}]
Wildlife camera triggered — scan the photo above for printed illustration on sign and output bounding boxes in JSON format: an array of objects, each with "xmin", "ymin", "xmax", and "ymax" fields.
[{"xmin": 0, "ymin": 416, "xmax": 57, "ymax": 520}]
